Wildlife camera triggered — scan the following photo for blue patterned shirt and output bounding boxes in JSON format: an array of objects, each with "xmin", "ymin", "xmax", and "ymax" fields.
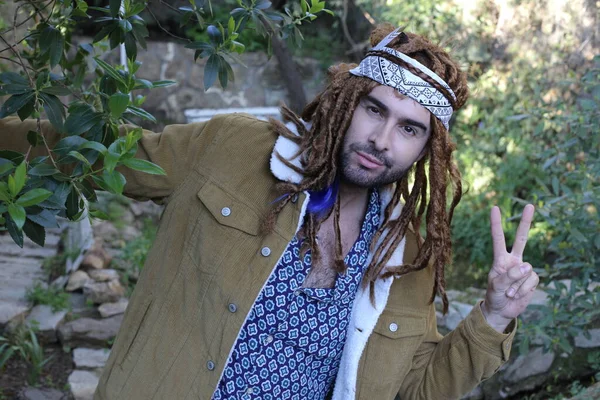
[{"xmin": 212, "ymin": 190, "xmax": 381, "ymax": 400}]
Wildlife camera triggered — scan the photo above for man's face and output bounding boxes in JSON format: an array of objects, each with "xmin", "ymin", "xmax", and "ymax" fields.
[{"xmin": 339, "ymin": 85, "xmax": 432, "ymax": 188}]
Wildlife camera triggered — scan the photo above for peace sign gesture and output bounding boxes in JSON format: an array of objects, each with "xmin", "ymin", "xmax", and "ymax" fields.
[{"xmin": 480, "ymin": 204, "xmax": 540, "ymax": 332}]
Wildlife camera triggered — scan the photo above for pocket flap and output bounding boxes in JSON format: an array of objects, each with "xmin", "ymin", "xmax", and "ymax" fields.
[
  {"xmin": 373, "ymin": 312, "xmax": 427, "ymax": 339},
  {"xmin": 197, "ymin": 181, "xmax": 261, "ymax": 236}
]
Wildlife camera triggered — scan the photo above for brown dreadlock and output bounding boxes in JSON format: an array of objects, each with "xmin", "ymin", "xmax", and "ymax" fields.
[{"xmin": 264, "ymin": 24, "xmax": 468, "ymax": 314}]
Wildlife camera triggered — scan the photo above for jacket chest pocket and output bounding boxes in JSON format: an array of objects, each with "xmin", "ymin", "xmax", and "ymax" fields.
[
  {"xmin": 187, "ymin": 180, "xmax": 262, "ymax": 274},
  {"xmin": 360, "ymin": 311, "xmax": 427, "ymax": 390}
]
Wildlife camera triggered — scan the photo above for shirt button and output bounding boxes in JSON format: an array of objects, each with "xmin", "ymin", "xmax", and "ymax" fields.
[
  {"xmin": 389, "ymin": 323, "xmax": 398, "ymax": 332},
  {"xmin": 246, "ymin": 387, "xmax": 254, "ymax": 394},
  {"xmin": 206, "ymin": 360, "xmax": 215, "ymax": 370},
  {"xmin": 261, "ymin": 247, "xmax": 271, "ymax": 257},
  {"xmin": 221, "ymin": 207, "xmax": 231, "ymax": 217},
  {"xmin": 265, "ymin": 335, "xmax": 274, "ymax": 344},
  {"xmin": 228, "ymin": 303, "xmax": 237, "ymax": 313}
]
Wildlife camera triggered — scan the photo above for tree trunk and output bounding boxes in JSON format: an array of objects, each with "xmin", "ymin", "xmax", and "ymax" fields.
[{"xmin": 271, "ymin": 34, "xmax": 307, "ymax": 114}]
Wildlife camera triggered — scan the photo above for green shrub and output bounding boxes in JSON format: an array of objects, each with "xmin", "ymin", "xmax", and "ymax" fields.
[{"xmin": 25, "ymin": 282, "xmax": 70, "ymax": 312}]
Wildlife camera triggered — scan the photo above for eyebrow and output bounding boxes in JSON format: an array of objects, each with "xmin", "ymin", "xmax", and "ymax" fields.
[{"xmin": 364, "ymin": 95, "xmax": 429, "ymax": 133}]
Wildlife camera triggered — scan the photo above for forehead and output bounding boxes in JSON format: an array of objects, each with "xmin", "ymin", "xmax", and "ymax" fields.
[{"xmin": 367, "ymin": 85, "xmax": 430, "ymax": 123}]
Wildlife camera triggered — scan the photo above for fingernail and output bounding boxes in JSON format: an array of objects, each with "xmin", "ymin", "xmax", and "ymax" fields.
[
  {"xmin": 507, "ymin": 288, "xmax": 516, "ymax": 297},
  {"xmin": 520, "ymin": 264, "xmax": 530, "ymax": 274}
]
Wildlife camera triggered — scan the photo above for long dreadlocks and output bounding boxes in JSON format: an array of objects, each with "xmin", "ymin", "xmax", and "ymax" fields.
[{"xmin": 264, "ymin": 24, "xmax": 468, "ymax": 314}]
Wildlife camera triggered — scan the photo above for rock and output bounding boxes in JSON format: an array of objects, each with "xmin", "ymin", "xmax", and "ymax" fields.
[
  {"xmin": 50, "ymin": 275, "xmax": 69, "ymax": 290},
  {"xmin": 461, "ymin": 385, "xmax": 483, "ymax": 400},
  {"xmin": 569, "ymin": 381, "xmax": 600, "ymax": 400},
  {"xmin": 25, "ymin": 305, "xmax": 67, "ymax": 343},
  {"xmin": 503, "ymin": 347, "xmax": 555, "ymax": 383},
  {"xmin": 0, "ymin": 301, "xmax": 29, "ymax": 329},
  {"xmin": 444, "ymin": 302, "xmax": 474, "ymax": 331},
  {"xmin": 88, "ymin": 269, "xmax": 119, "ymax": 282},
  {"xmin": 66, "ymin": 270, "xmax": 92, "ymax": 292},
  {"xmin": 92, "ymin": 221, "xmax": 119, "ymax": 241},
  {"xmin": 57, "ymin": 314, "xmax": 123, "ymax": 348},
  {"xmin": 81, "ymin": 254, "xmax": 105, "ymax": 270},
  {"xmin": 98, "ymin": 298, "xmax": 129, "ymax": 318},
  {"xmin": 68, "ymin": 293, "xmax": 99, "ymax": 319},
  {"xmin": 81, "ymin": 239, "xmax": 113, "ymax": 270},
  {"xmin": 121, "ymin": 225, "xmax": 141, "ymax": 241},
  {"xmin": 68, "ymin": 370, "xmax": 100, "ymax": 400},
  {"xmin": 73, "ymin": 347, "xmax": 111, "ymax": 369},
  {"xmin": 17, "ymin": 386, "xmax": 65, "ymax": 400},
  {"xmin": 574, "ymin": 328, "xmax": 600, "ymax": 348},
  {"xmin": 83, "ymin": 279, "xmax": 125, "ymax": 304}
]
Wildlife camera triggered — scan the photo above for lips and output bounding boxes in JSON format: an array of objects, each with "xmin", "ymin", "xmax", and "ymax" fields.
[{"xmin": 356, "ymin": 151, "xmax": 384, "ymax": 169}]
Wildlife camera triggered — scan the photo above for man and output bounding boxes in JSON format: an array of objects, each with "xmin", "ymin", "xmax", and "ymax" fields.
[{"xmin": 1, "ymin": 25, "xmax": 539, "ymax": 399}]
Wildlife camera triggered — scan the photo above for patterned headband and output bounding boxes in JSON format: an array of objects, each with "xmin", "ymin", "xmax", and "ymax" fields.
[{"xmin": 349, "ymin": 29, "xmax": 456, "ymax": 130}]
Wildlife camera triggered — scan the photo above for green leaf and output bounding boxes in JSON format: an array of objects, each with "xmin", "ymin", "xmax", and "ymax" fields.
[
  {"xmin": 0, "ymin": 182, "xmax": 11, "ymax": 202},
  {"xmin": 94, "ymin": 58, "xmax": 127, "ymax": 87},
  {"xmin": 16, "ymin": 97, "xmax": 35, "ymax": 121},
  {"xmin": 40, "ymin": 86, "xmax": 71, "ymax": 96},
  {"xmin": 8, "ymin": 203, "xmax": 26, "ymax": 229},
  {"xmin": 16, "ymin": 189, "xmax": 53, "ymax": 207},
  {"xmin": 104, "ymin": 151, "xmax": 120, "ymax": 173},
  {"xmin": 204, "ymin": 54, "xmax": 219, "ymax": 90},
  {"xmin": 125, "ymin": 106, "xmax": 156, "ymax": 123},
  {"xmin": 133, "ymin": 79, "xmax": 152, "ymax": 89},
  {"xmin": 0, "ymin": 159, "xmax": 14, "ymax": 176},
  {"xmin": 27, "ymin": 130, "xmax": 40, "ymax": 147},
  {"xmin": 64, "ymin": 104, "xmax": 103, "ymax": 136},
  {"xmin": 0, "ymin": 92, "xmax": 35, "ymax": 119},
  {"xmin": 54, "ymin": 136, "xmax": 88, "ymax": 156},
  {"xmin": 110, "ymin": 0, "xmax": 122, "ymax": 18},
  {"xmin": 79, "ymin": 141, "xmax": 107, "ymax": 155},
  {"xmin": 0, "ymin": 71, "xmax": 29, "ymax": 86},
  {"xmin": 124, "ymin": 32, "xmax": 137, "ymax": 61},
  {"xmin": 109, "ymin": 93, "xmax": 130, "ymax": 118},
  {"xmin": 13, "ymin": 162, "xmax": 26, "ymax": 196},
  {"xmin": 27, "ymin": 209, "xmax": 59, "ymax": 228},
  {"xmin": 23, "ymin": 219, "xmax": 45, "ymax": 247},
  {"xmin": 66, "ymin": 186, "xmax": 80, "ymax": 219},
  {"xmin": 301, "ymin": 0, "xmax": 308, "ymax": 14},
  {"xmin": 122, "ymin": 158, "xmax": 166, "ymax": 175},
  {"xmin": 76, "ymin": 179, "xmax": 97, "ymax": 202},
  {"xmin": 67, "ymin": 151, "xmax": 92, "ymax": 167},
  {"xmin": 102, "ymin": 170, "xmax": 126, "ymax": 194},
  {"xmin": 28, "ymin": 163, "xmax": 59, "ymax": 177},
  {"xmin": 5, "ymin": 214, "xmax": 24, "ymax": 247},
  {"xmin": 151, "ymin": 80, "xmax": 177, "ymax": 88},
  {"xmin": 39, "ymin": 93, "xmax": 65, "ymax": 133},
  {"xmin": 49, "ymin": 33, "xmax": 64, "ymax": 68}
]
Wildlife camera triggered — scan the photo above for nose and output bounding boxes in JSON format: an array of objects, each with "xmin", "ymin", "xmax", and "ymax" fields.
[{"xmin": 368, "ymin": 121, "xmax": 395, "ymax": 152}]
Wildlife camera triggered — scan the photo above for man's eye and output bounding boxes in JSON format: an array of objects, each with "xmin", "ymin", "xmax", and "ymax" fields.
[
  {"xmin": 367, "ymin": 106, "xmax": 380, "ymax": 115},
  {"xmin": 403, "ymin": 126, "xmax": 416, "ymax": 135}
]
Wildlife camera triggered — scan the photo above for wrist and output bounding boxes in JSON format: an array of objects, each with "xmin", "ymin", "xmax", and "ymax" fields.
[{"xmin": 480, "ymin": 301, "xmax": 513, "ymax": 333}]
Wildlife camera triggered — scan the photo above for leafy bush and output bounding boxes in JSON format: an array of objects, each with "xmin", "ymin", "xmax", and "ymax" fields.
[{"xmin": 0, "ymin": 0, "xmax": 331, "ymax": 248}]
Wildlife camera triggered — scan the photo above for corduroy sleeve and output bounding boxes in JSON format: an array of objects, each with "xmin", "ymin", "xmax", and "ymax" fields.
[
  {"xmin": 397, "ymin": 300, "xmax": 516, "ymax": 400},
  {"xmin": 0, "ymin": 116, "xmax": 227, "ymax": 203}
]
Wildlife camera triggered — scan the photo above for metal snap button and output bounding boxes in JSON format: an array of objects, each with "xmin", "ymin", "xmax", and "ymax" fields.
[
  {"xmin": 291, "ymin": 193, "xmax": 299, "ymax": 203},
  {"xmin": 389, "ymin": 323, "xmax": 398, "ymax": 332},
  {"xmin": 206, "ymin": 360, "xmax": 215, "ymax": 370},
  {"xmin": 261, "ymin": 246, "xmax": 271, "ymax": 257},
  {"xmin": 228, "ymin": 303, "xmax": 237, "ymax": 313},
  {"xmin": 505, "ymin": 342, "xmax": 510, "ymax": 350},
  {"xmin": 221, "ymin": 207, "xmax": 231, "ymax": 217}
]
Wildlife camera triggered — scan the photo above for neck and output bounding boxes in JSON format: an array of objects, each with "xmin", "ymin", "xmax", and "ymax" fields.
[{"xmin": 338, "ymin": 180, "xmax": 370, "ymax": 214}]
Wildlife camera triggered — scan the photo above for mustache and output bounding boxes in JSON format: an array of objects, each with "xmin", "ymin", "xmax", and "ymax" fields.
[{"xmin": 348, "ymin": 143, "xmax": 392, "ymax": 167}]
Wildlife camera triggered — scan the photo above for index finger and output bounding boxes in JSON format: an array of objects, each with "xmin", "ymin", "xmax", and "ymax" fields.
[
  {"xmin": 490, "ymin": 206, "xmax": 507, "ymax": 260},
  {"xmin": 511, "ymin": 204, "xmax": 535, "ymax": 259}
]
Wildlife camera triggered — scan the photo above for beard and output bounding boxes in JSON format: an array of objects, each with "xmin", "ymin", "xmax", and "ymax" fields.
[{"xmin": 339, "ymin": 142, "xmax": 409, "ymax": 188}]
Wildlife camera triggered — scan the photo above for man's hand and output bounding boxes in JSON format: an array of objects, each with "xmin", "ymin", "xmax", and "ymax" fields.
[{"xmin": 481, "ymin": 204, "xmax": 540, "ymax": 333}]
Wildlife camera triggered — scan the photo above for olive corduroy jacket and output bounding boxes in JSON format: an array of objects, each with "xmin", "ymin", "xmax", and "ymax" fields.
[{"xmin": 0, "ymin": 114, "xmax": 516, "ymax": 399}]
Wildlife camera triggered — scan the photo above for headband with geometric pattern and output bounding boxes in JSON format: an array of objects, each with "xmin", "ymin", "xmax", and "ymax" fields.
[{"xmin": 349, "ymin": 29, "xmax": 456, "ymax": 130}]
